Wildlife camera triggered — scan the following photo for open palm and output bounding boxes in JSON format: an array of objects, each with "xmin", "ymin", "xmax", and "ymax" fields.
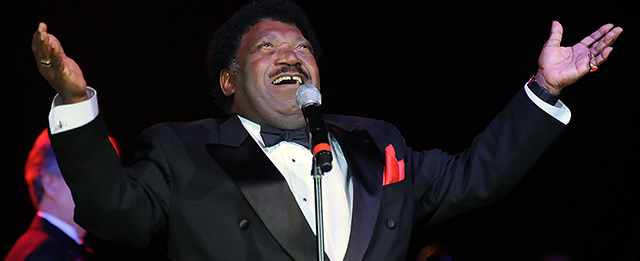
[
  {"xmin": 536, "ymin": 21, "xmax": 622, "ymax": 95},
  {"xmin": 31, "ymin": 23, "xmax": 88, "ymax": 104}
]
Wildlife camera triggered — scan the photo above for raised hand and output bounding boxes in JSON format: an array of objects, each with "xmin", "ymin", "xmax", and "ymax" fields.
[
  {"xmin": 31, "ymin": 22, "xmax": 88, "ymax": 104},
  {"xmin": 535, "ymin": 21, "xmax": 623, "ymax": 95}
]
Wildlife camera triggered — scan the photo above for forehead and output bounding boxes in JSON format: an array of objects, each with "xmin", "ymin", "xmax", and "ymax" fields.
[{"xmin": 242, "ymin": 20, "xmax": 307, "ymax": 44}]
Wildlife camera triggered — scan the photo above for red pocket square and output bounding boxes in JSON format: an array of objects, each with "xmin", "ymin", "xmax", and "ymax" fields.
[{"xmin": 383, "ymin": 144, "xmax": 405, "ymax": 186}]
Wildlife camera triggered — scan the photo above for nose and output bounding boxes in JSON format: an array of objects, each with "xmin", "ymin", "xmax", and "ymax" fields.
[{"xmin": 274, "ymin": 47, "xmax": 302, "ymax": 66}]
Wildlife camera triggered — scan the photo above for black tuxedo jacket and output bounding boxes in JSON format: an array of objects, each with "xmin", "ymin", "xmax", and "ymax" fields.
[
  {"xmin": 6, "ymin": 217, "xmax": 91, "ymax": 260},
  {"xmin": 50, "ymin": 89, "xmax": 564, "ymax": 260}
]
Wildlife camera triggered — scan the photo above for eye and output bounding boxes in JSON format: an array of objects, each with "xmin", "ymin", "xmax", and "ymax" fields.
[
  {"xmin": 297, "ymin": 44, "xmax": 312, "ymax": 53},
  {"xmin": 257, "ymin": 42, "xmax": 274, "ymax": 51}
]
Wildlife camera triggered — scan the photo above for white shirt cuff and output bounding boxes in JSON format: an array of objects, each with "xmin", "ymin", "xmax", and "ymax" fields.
[
  {"xmin": 523, "ymin": 83, "xmax": 571, "ymax": 125},
  {"xmin": 48, "ymin": 87, "xmax": 99, "ymax": 134}
]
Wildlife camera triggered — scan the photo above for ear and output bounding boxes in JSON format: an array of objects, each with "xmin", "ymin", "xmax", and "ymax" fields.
[
  {"xmin": 40, "ymin": 173, "xmax": 61, "ymax": 198},
  {"xmin": 219, "ymin": 69, "xmax": 235, "ymax": 97}
]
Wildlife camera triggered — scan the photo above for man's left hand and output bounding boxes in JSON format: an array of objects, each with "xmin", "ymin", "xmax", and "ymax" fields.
[{"xmin": 535, "ymin": 21, "xmax": 623, "ymax": 95}]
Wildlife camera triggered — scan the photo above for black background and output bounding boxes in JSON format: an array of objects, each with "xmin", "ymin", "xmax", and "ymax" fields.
[{"xmin": 3, "ymin": 1, "xmax": 639, "ymax": 260}]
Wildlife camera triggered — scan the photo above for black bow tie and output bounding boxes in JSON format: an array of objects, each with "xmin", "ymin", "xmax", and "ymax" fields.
[{"xmin": 260, "ymin": 124, "xmax": 309, "ymax": 149}]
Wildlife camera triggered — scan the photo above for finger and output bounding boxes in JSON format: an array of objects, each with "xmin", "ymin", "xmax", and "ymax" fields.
[
  {"xmin": 592, "ymin": 46, "xmax": 613, "ymax": 66},
  {"xmin": 48, "ymin": 34, "xmax": 63, "ymax": 55},
  {"xmin": 545, "ymin": 21, "xmax": 563, "ymax": 47},
  {"xmin": 38, "ymin": 23, "xmax": 50, "ymax": 54},
  {"xmin": 588, "ymin": 26, "xmax": 622, "ymax": 59},
  {"xmin": 591, "ymin": 26, "xmax": 623, "ymax": 50},
  {"xmin": 32, "ymin": 23, "xmax": 44, "ymax": 54},
  {"xmin": 40, "ymin": 25, "xmax": 66, "ymax": 66},
  {"xmin": 31, "ymin": 23, "xmax": 45, "ymax": 48},
  {"xmin": 32, "ymin": 23, "xmax": 52, "ymax": 65},
  {"xmin": 31, "ymin": 26, "xmax": 41, "ymax": 54},
  {"xmin": 603, "ymin": 26, "xmax": 623, "ymax": 46},
  {"xmin": 50, "ymin": 40, "xmax": 63, "ymax": 68},
  {"xmin": 589, "ymin": 39, "xmax": 608, "ymax": 57},
  {"xmin": 39, "ymin": 22, "xmax": 48, "ymax": 41},
  {"xmin": 33, "ymin": 23, "xmax": 66, "ymax": 71},
  {"xmin": 580, "ymin": 23, "xmax": 614, "ymax": 47}
]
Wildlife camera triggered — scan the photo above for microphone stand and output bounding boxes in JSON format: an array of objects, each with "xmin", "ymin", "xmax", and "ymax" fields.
[
  {"xmin": 297, "ymin": 84, "xmax": 332, "ymax": 261},
  {"xmin": 312, "ymin": 159, "xmax": 325, "ymax": 261}
]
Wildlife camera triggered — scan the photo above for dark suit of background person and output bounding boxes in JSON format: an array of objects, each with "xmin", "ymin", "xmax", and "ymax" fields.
[
  {"xmin": 6, "ymin": 130, "xmax": 92, "ymax": 261},
  {"xmin": 33, "ymin": 0, "xmax": 622, "ymax": 260},
  {"xmin": 6, "ymin": 217, "xmax": 91, "ymax": 261}
]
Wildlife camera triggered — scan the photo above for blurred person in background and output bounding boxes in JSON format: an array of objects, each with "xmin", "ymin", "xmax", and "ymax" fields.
[{"xmin": 6, "ymin": 129, "xmax": 119, "ymax": 260}]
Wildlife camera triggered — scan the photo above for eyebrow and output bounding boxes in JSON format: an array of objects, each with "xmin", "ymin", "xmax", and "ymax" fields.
[
  {"xmin": 258, "ymin": 33, "xmax": 277, "ymax": 42},
  {"xmin": 252, "ymin": 33, "xmax": 308, "ymax": 45}
]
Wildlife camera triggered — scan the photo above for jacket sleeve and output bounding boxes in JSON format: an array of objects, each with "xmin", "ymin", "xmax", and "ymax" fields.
[
  {"xmin": 408, "ymin": 88, "xmax": 566, "ymax": 226},
  {"xmin": 49, "ymin": 114, "xmax": 171, "ymax": 247}
]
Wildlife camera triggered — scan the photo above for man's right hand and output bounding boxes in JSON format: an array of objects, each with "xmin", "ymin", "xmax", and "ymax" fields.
[{"xmin": 32, "ymin": 22, "xmax": 88, "ymax": 104}]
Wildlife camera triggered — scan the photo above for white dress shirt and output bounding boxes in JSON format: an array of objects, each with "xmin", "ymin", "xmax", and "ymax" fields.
[
  {"xmin": 47, "ymin": 83, "xmax": 570, "ymax": 260},
  {"xmin": 238, "ymin": 115, "xmax": 352, "ymax": 261},
  {"xmin": 37, "ymin": 211, "xmax": 83, "ymax": 245}
]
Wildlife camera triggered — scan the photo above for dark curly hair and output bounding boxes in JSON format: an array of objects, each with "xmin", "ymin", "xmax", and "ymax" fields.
[{"xmin": 206, "ymin": 0, "xmax": 320, "ymax": 114}]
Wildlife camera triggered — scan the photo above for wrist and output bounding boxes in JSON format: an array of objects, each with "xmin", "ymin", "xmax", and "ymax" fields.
[
  {"xmin": 60, "ymin": 91, "xmax": 90, "ymax": 104},
  {"xmin": 534, "ymin": 72, "xmax": 561, "ymax": 95},
  {"xmin": 528, "ymin": 75, "xmax": 560, "ymax": 105}
]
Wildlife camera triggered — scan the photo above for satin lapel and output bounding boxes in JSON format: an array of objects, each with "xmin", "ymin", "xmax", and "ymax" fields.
[
  {"xmin": 329, "ymin": 125, "xmax": 383, "ymax": 261},
  {"xmin": 207, "ymin": 116, "xmax": 317, "ymax": 260}
]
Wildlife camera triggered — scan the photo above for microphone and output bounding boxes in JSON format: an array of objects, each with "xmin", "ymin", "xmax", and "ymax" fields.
[{"xmin": 296, "ymin": 84, "xmax": 333, "ymax": 172}]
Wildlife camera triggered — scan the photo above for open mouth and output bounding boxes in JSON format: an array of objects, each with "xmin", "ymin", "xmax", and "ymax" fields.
[{"xmin": 272, "ymin": 75, "xmax": 304, "ymax": 85}]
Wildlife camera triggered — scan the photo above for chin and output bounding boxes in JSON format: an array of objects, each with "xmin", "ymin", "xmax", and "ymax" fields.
[{"xmin": 270, "ymin": 112, "xmax": 306, "ymax": 130}]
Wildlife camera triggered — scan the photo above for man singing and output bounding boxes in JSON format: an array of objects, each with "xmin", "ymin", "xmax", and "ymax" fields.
[{"xmin": 31, "ymin": 0, "xmax": 622, "ymax": 260}]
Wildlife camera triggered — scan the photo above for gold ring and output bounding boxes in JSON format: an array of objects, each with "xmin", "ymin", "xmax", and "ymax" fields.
[
  {"xmin": 40, "ymin": 58, "xmax": 52, "ymax": 68},
  {"xmin": 589, "ymin": 62, "xmax": 598, "ymax": 73}
]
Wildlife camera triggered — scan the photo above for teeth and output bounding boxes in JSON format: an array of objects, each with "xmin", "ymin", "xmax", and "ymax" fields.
[{"xmin": 272, "ymin": 75, "xmax": 303, "ymax": 85}]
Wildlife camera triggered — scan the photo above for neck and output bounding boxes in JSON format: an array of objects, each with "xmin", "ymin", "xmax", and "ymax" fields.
[
  {"xmin": 37, "ymin": 210, "xmax": 86, "ymax": 244},
  {"xmin": 235, "ymin": 112, "xmax": 306, "ymax": 130},
  {"xmin": 39, "ymin": 199, "xmax": 86, "ymax": 241}
]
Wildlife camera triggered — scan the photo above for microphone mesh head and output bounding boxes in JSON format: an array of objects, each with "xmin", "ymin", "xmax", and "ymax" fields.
[{"xmin": 296, "ymin": 84, "xmax": 322, "ymax": 108}]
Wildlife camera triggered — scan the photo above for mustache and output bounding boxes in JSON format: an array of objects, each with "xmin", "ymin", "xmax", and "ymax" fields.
[{"xmin": 268, "ymin": 65, "xmax": 311, "ymax": 81}]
